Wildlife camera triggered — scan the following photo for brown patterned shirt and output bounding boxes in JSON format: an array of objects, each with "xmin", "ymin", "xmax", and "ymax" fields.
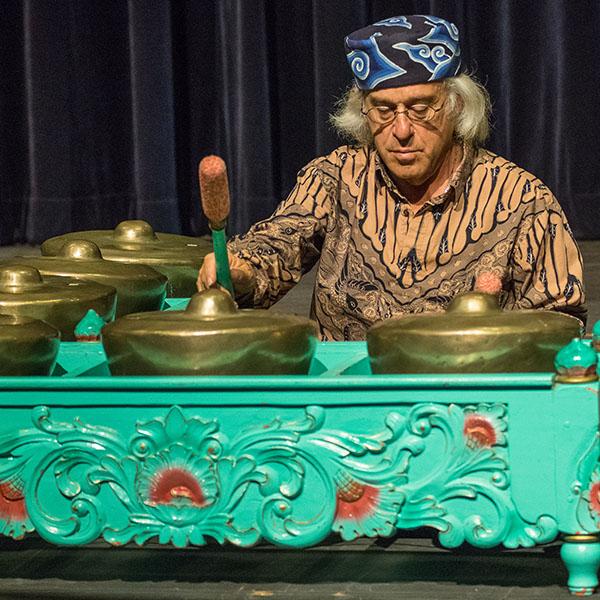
[{"xmin": 229, "ymin": 145, "xmax": 586, "ymax": 340}]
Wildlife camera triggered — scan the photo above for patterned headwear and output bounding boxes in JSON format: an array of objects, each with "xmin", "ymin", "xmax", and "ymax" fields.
[{"xmin": 344, "ymin": 15, "xmax": 462, "ymax": 90}]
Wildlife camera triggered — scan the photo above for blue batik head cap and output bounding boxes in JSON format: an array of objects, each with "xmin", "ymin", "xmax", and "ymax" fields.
[{"xmin": 344, "ymin": 15, "xmax": 462, "ymax": 90}]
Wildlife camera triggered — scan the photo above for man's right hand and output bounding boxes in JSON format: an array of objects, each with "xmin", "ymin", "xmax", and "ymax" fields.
[{"xmin": 197, "ymin": 252, "xmax": 256, "ymax": 297}]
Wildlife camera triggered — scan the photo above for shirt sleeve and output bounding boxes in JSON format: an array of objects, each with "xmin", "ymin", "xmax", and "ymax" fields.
[
  {"xmin": 227, "ymin": 156, "xmax": 334, "ymax": 308},
  {"xmin": 508, "ymin": 184, "xmax": 587, "ymax": 325}
]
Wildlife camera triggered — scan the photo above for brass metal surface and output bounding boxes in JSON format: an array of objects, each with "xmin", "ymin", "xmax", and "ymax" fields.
[
  {"xmin": 102, "ymin": 288, "xmax": 318, "ymax": 376},
  {"xmin": 367, "ymin": 292, "xmax": 582, "ymax": 374},
  {"xmin": 0, "ymin": 313, "xmax": 60, "ymax": 375},
  {"xmin": 40, "ymin": 220, "xmax": 212, "ymax": 297},
  {"xmin": 0, "ymin": 266, "xmax": 116, "ymax": 341},
  {"xmin": 563, "ymin": 534, "xmax": 600, "ymax": 543},
  {"xmin": 555, "ymin": 373, "xmax": 599, "ymax": 384},
  {"xmin": 2, "ymin": 240, "xmax": 168, "ymax": 316}
]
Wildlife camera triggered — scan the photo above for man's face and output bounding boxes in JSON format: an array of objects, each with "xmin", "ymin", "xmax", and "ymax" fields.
[{"xmin": 364, "ymin": 82, "xmax": 456, "ymax": 187}]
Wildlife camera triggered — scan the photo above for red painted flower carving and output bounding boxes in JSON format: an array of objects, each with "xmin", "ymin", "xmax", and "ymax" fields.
[
  {"xmin": 0, "ymin": 480, "xmax": 26, "ymax": 521},
  {"xmin": 464, "ymin": 415, "xmax": 496, "ymax": 447},
  {"xmin": 0, "ymin": 474, "xmax": 30, "ymax": 539},
  {"xmin": 589, "ymin": 481, "xmax": 600, "ymax": 515},
  {"xmin": 136, "ymin": 442, "xmax": 218, "ymax": 528},
  {"xmin": 335, "ymin": 478, "xmax": 380, "ymax": 521},
  {"xmin": 332, "ymin": 470, "xmax": 404, "ymax": 541},
  {"xmin": 149, "ymin": 467, "xmax": 206, "ymax": 507},
  {"xmin": 463, "ymin": 405, "xmax": 507, "ymax": 449}
]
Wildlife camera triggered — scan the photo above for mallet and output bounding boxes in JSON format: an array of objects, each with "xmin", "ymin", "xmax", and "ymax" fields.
[{"xmin": 198, "ymin": 155, "xmax": 235, "ymax": 297}]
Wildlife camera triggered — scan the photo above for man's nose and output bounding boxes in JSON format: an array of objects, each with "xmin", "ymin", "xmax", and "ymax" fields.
[{"xmin": 391, "ymin": 111, "xmax": 414, "ymax": 142}]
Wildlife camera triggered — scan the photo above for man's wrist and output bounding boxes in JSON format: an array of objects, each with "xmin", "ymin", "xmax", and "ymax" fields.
[{"xmin": 232, "ymin": 258, "xmax": 257, "ymax": 300}]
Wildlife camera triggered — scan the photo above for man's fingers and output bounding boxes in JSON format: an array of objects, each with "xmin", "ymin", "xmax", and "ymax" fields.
[
  {"xmin": 197, "ymin": 253, "xmax": 217, "ymax": 291},
  {"xmin": 197, "ymin": 252, "xmax": 255, "ymax": 295}
]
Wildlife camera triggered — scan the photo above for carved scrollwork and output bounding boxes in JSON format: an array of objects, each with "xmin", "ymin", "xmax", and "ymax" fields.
[
  {"xmin": 0, "ymin": 402, "xmax": 557, "ymax": 550},
  {"xmin": 393, "ymin": 404, "xmax": 556, "ymax": 548}
]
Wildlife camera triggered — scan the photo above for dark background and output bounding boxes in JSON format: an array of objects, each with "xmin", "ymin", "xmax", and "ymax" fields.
[{"xmin": 2, "ymin": 0, "xmax": 599, "ymax": 244}]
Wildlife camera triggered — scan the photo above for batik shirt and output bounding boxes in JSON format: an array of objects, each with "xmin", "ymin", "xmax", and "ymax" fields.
[{"xmin": 228, "ymin": 144, "xmax": 586, "ymax": 341}]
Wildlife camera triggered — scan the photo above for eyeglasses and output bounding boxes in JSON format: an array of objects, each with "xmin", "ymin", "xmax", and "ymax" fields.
[{"xmin": 361, "ymin": 99, "xmax": 446, "ymax": 126}]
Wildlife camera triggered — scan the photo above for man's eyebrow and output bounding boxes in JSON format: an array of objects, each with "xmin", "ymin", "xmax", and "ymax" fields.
[
  {"xmin": 408, "ymin": 95, "xmax": 438, "ymax": 103},
  {"xmin": 368, "ymin": 98, "xmax": 394, "ymax": 106},
  {"xmin": 370, "ymin": 94, "xmax": 439, "ymax": 105}
]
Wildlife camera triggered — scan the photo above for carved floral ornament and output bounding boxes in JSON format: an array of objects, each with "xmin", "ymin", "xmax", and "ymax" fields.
[
  {"xmin": 573, "ymin": 431, "xmax": 600, "ymax": 532},
  {"xmin": 0, "ymin": 402, "xmax": 557, "ymax": 549},
  {"xmin": 0, "ymin": 475, "xmax": 27, "ymax": 538},
  {"xmin": 463, "ymin": 405, "xmax": 506, "ymax": 449},
  {"xmin": 589, "ymin": 478, "xmax": 600, "ymax": 516}
]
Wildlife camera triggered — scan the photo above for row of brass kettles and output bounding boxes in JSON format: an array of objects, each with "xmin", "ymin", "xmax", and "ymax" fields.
[{"xmin": 0, "ymin": 219, "xmax": 211, "ymax": 374}]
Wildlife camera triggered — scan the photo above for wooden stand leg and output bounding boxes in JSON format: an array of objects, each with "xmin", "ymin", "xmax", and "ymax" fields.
[{"xmin": 561, "ymin": 535, "xmax": 600, "ymax": 596}]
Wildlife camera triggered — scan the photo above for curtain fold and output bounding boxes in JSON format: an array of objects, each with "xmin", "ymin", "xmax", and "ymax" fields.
[
  {"xmin": 215, "ymin": 0, "xmax": 277, "ymax": 233},
  {"xmin": 127, "ymin": 0, "xmax": 180, "ymax": 232},
  {"xmin": 0, "ymin": 0, "xmax": 598, "ymax": 243}
]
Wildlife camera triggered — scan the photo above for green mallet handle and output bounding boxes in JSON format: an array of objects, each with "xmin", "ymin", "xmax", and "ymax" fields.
[{"xmin": 212, "ymin": 227, "xmax": 234, "ymax": 297}]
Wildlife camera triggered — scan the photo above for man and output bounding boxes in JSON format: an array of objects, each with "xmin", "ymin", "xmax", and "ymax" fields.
[{"xmin": 198, "ymin": 15, "xmax": 586, "ymax": 340}]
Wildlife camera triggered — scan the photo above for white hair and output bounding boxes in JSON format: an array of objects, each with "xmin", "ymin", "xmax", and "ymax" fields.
[{"xmin": 329, "ymin": 73, "xmax": 492, "ymax": 147}]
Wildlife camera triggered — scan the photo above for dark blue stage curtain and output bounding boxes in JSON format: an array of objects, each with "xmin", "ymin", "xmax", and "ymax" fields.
[{"xmin": 1, "ymin": 0, "xmax": 599, "ymax": 243}]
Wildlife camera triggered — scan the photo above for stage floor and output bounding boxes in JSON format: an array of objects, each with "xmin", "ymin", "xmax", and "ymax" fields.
[{"xmin": 0, "ymin": 533, "xmax": 575, "ymax": 599}]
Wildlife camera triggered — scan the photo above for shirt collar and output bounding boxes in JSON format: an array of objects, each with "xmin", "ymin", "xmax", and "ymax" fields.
[{"xmin": 374, "ymin": 143, "xmax": 475, "ymax": 209}]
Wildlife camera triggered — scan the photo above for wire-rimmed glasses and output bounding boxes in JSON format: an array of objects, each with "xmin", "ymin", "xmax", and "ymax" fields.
[{"xmin": 361, "ymin": 99, "xmax": 446, "ymax": 125}]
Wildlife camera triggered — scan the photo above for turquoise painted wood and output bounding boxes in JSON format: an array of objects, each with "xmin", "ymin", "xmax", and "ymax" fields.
[{"xmin": 0, "ymin": 337, "xmax": 598, "ymax": 595}]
